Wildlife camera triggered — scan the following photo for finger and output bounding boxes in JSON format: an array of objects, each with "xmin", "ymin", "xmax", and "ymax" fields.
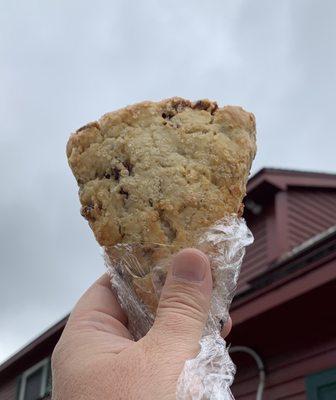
[
  {"xmin": 68, "ymin": 274, "xmax": 130, "ymax": 338},
  {"xmin": 148, "ymin": 249, "xmax": 212, "ymax": 351},
  {"xmin": 221, "ymin": 316, "xmax": 232, "ymax": 339}
]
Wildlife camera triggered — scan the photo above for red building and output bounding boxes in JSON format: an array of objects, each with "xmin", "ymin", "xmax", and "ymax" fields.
[{"xmin": 0, "ymin": 168, "xmax": 335, "ymax": 400}]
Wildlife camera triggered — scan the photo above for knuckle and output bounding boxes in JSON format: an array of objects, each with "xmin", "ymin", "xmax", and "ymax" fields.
[
  {"xmin": 159, "ymin": 284, "xmax": 208, "ymax": 323},
  {"xmin": 160, "ymin": 297, "xmax": 205, "ymax": 325},
  {"xmin": 155, "ymin": 286, "xmax": 208, "ymax": 338}
]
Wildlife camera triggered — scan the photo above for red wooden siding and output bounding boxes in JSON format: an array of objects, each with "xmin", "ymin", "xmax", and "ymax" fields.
[
  {"xmin": 287, "ymin": 189, "xmax": 336, "ymax": 249},
  {"xmin": 232, "ymin": 338, "xmax": 336, "ymax": 399},
  {"xmin": 237, "ymin": 211, "xmax": 270, "ymax": 293},
  {"xmin": 0, "ymin": 378, "xmax": 16, "ymax": 400},
  {"xmin": 238, "ymin": 188, "xmax": 336, "ymax": 295}
]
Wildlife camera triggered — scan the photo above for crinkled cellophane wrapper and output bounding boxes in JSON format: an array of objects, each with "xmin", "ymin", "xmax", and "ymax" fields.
[{"xmin": 105, "ymin": 216, "xmax": 253, "ymax": 399}]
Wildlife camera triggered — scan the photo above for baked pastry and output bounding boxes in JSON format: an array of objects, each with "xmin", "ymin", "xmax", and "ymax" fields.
[{"xmin": 67, "ymin": 97, "xmax": 256, "ymax": 311}]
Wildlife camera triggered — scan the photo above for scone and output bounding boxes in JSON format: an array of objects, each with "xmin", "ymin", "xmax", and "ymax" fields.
[{"xmin": 67, "ymin": 97, "xmax": 256, "ymax": 311}]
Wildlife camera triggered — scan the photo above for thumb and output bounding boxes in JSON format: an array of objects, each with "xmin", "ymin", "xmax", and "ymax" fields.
[{"xmin": 149, "ymin": 248, "xmax": 212, "ymax": 351}]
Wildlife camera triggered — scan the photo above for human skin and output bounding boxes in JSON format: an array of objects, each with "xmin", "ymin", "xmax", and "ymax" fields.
[{"xmin": 51, "ymin": 249, "xmax": 232, "ymax": 400}]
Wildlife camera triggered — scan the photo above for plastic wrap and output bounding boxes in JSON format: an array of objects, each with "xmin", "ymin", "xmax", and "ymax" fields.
[{"xmin": 105, "ymin": 215, "xmax": 253, "ymax": 399}]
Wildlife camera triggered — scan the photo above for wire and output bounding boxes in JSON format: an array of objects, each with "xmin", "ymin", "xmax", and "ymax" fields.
[{"xmin": 229, "ymin": 346, "xmax": 266, "ymax": 400}]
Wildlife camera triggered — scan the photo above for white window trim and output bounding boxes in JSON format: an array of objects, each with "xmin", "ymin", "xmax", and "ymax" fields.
[{"xmin": 18, "ymin": 357, "xmax": 49, "ymax": 400}]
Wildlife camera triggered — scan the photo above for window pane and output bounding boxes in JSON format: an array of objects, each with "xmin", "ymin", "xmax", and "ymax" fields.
[{"xmin": 24, "ymin": 367, "xmax": 43, "ymax": 400}]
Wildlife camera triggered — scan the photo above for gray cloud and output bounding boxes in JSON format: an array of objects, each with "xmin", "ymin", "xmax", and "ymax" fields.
[{"xmin": 1, "ymin": 0, "xmax": 335, "ymax": 362}]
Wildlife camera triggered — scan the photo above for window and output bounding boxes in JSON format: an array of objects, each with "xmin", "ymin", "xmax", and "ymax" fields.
[
  {"xmin": 306, "ymin": 367, "xmax": 336, "ymax": 400},
  {"xmin": 17, "ymin": 358, "xmax": 51, "ymax": 400}
]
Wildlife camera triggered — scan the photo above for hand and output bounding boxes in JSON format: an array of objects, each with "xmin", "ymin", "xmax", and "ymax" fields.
[{"xmin": 51, "ymin": 248, "xmax": 232, "ymax": 400}]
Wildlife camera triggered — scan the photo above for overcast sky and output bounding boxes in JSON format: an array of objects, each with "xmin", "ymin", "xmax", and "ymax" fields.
[{"xmin": 1, "ymin": 0, "xmax": 336, "ymax": 363}]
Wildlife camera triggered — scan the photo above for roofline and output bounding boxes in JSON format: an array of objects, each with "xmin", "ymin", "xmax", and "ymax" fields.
[
  {"xmin": 276, "ymin": 225, "xmax": 336, "ymax": 265},
  {"xmin": 233, "ymin": 225, "xmax": 336, "ymax": 307},
  {"xmin": 250, "ymin": 167, "xmax": 336, "ymax": 180},
  {"xmin": 0, "ymin": 315, "xmax": 69, "ymax": 375},
  {"xmin": 247, "ymin": 167, "xmax": 336, "ymax": 193}
]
